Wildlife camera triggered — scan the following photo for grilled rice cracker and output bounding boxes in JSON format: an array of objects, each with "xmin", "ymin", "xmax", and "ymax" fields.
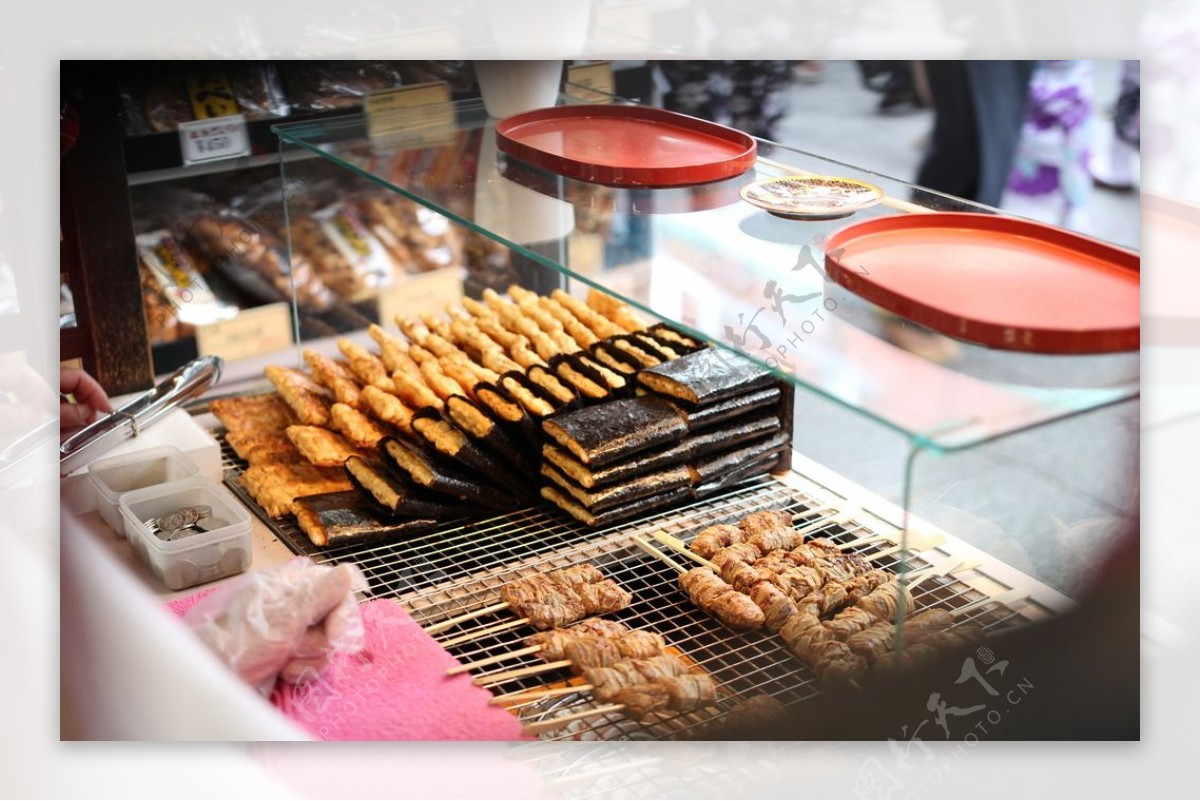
[
  {"xmin": 541, "ymin": 484, "xmax": 691, "ymax": 528},
  {"xmin": 410, "ymin": 408, "xmax": 527, "ymax": 494},
  {"xmin": 646, "ymin": 322, "xmax": 706, "ymax": 354},
  {"xmin": 330, "ymin": 402, "xmax": 392, "ymax": 449},
  {"xmin": 211, "ymin": 393, "xmax": 297, "ymax": 434},
  {"xmin": 693, "ymin": 452, "xmax": 786, "ymax": 500},
  {"xmin": 225, "ymin": 428, "xmax": 302, "ymax": 466},
  {"xmin": 638, "ymin": 346, "xmax": 775, "ymax": 406},
  {"xmin": 541, "ymin": 396, "xmax": 687, "ymax": 467},
  {"xmin": 360, "ymin": 385, "xmax": 415, "ymax": 435},
  {"xmin": 549, "ymin": 354, "xmax": 609, "ymax": 401},
  {"xmin": 344, "ymin": 455, "xmax": 470, "ymax": 519},
  {"xmin": 664, "ymin": 386, "xmax": 783, "ymax": 432},
  {"xmin": 609, "ymin": 335, "xmax": 664, "ymax": 368},
  {"xmin": 285, "ymin": 425, "xmax": 364, "ymax": 468},
  {"xmin": 540, "ymin": 415, "xmax": 780, "ymax": 489},
  {"xmin": 499, "ymin": 372, "xmax": 557, "ymax": 417},
  {"xmin": 294, "ymin": 490, "xmax": 439, "ymax": 548},
  {"xmin": 541, "ymin": 462, "xmax": 692, "ymax": 513},
  {"xmin": 377, "ymin": 436, "xmax": 517, "ymax": 509},
  {"xmin": 551, "ymin": 289, "xmax": 626, "ymax": 339},
  {"xmin": 585, "ymin": 288, "xmax": 647, "ymax": 332},
  {"xmin": 526, "ymin": 363, "xmax": 579, "ymax": 407},
  {"xmin": 445, "ymin": 394, "xmax": 535, "ymax": 473},
  {"xmin": 241, "ymin": 461, "xmax": 353, "ymax": 518},
  {"xmin": 337, "ymin": 338, "xmax": 396, "ymax": 392},
  {"xmin": 589, "ymin": 342, "xmax": 640, "ymax": 375},
  {"xmin": 688, "ymin": 431, "xmax": 789, "ymax": 486},
  {"xmin": 266, "ymin": 365, "xmax": 332, "ymax": 427}
]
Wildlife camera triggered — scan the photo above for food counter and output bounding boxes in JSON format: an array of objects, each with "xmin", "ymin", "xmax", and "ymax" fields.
[{"xmin": 61, "ymin": 86, "xmax": 1139, "ymax": 742}]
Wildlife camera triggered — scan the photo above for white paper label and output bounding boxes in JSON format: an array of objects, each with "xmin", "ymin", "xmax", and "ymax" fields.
[
  {"xmin": 179, "ymin": 114, "xmax": 250, "ymax": 166},
  {"xmin": 194, "ymin": 302, "xmax": 293, "ymax": 362},
  {"xmin": 378, "ymin": 267, "xmax": 464, "ymax": 327}
]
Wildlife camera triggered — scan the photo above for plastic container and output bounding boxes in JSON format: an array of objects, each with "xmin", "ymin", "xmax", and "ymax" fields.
[
  {"xmin": 88, "ymin": 446, "xmax": 200, "ymax": 537},
  {"xmin": 119, "ymin": 475, "xmax": 252, "ymax": 591}
]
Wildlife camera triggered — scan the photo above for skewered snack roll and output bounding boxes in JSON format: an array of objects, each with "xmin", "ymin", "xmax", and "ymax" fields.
[
  {"xmin": 542, "ymin": 396, "xmax": 688, "ymax": 467},
  {"xmin": 444, "ymin": 394, "xmax": 533, "ymax": 472},
  {"xmin": 610, "ymin": 673, "xmax": 718, "ymax": 718},
  {"xmin": 846, "ymin": 609, "xmax": 955, "ymax": 663},
  {"xmin": 499, "ymin": 565, "xmax": 632, "ymax": 629},
  {"xmin": 294, "ymin": 490, "xmax": 439, "ymax": 547},
  {"xmin": 409, "ymin": 408, "xmax": 525, "ymax": 494},
  {"xmin": 679, "ymin": 567, "xmax": 766, "ymax": 631}
]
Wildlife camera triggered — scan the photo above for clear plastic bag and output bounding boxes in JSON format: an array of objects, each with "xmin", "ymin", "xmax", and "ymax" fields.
[{"xmin": 184, "ymin": 558, "xmax": 368, "ymax": 695}]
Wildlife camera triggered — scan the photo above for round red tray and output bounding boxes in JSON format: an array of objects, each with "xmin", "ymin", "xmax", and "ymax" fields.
[
  {"xmin": 823, "ymin": 213, "xmax": 1140, "ymax": 354},
  {"xmin": 495, "ymin": 105, "xmax": 758, "ymax": 187}
]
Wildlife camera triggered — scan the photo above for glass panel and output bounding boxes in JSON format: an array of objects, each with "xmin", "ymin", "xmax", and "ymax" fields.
[{"xmin": 273, "ymin": 99, "xmax": 1139, "ymax": 452}]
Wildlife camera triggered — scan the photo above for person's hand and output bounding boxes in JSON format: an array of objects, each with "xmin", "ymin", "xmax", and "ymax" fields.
[
  {"xmin": 60, "ymin": 367, "xmax": 112, "ymax": 429},
  {"xmin": 184, "ymin": 558, "xmax": 368, "ymax": 694}
]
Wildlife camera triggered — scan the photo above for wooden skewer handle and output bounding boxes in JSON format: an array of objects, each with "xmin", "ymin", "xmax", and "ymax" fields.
[
  {"xmin": 425, "ymin": 601, "xmax": 510, "ymax": 636},
  {"xmin": 490, "ymin": 683, "xmax": 596, "ymax": 706},
  {"xmin": 633, "ymin": 536, "xmax": 687, "ymax": 575},
  {"xmin": 650, "ymin": 529, "xmax": 717, "ymax": 570},
  {"xmin": 446, "ymin": 644, "xmax": 544, "ymax": 676},
  {"xmin": 950, "ymin": 588, "xmax": 1026, "ymax": 617},
  {"xmin": 474, "ymin": 659, "xmax": 572, "ymax": 686},
  {"xmin": 439, "ymin": 617, "xmax": 532, "ymax": 648},
  {"xmin": 521, "ymin": 703, "xmax": 627, "ymax": 737}
]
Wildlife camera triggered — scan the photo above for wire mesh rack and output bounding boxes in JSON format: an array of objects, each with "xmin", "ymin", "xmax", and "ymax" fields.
[{"xmin": 217, "ymin": 429, "xmax": 1048, "ymax": 742}]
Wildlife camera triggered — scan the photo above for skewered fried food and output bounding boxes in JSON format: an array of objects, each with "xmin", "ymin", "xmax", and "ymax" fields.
[
  {"xmin": 638, "ymin": 346, "xmax": 774, "ymax": 406},
  {"xmin": 391, "ymin": 368, "xmax": 443, "ymax": 411},
  {"xmin": 541, "ymin": 484, "xmax": 693, "ymax": 528},
  {"xmin": 240, "ymin": 461, "xmax": 353, "ymax": 518},
  {"xmin": 344, "ymin": 455, "xmax": 469, "ymax": 519},
  {"xmin": 551, "ymin": 289, "xmax": 627, "ymax": 339},
  {"xmin": 586, "ymin": 288, "xmax": 646, "ymax": 332},
  {"xmin": 540, "ymin": 462, "xmax": 692, "ymax": 513},
  {"xmin": 542, "ymin": 396, "xmax": 688, "ymax": 467},
  {"xmin": 679, "ymin": 567, "xmax": 765, "ymax": 631},
  {"xmin": 498, "ymin": 566, "xmax": 632, "ymax": 629},
  {"xmin": 525, "ymin": 364, "xmax": 577, "ymax": 406},
  {"xmin": 378, "ymin": 436, "xmax": 516, "ymax": 509},
  {"xmin": 691, "ymin": 524, "xmax": 748, "ymax": 559}
]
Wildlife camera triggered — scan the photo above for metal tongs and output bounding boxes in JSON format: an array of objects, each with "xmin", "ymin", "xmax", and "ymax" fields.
[{"xmin": 59, "ymin": 355, "xmax": 223, "ymax": 477}]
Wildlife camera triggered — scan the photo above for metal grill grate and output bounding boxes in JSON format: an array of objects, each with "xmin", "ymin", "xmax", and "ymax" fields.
[{"xmin": 218, "ymin": 430, "xmax": 1045, "ymax": 742}]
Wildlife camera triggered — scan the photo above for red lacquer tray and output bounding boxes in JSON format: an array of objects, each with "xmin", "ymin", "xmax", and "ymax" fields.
[
  {"xmin": 495, "ymin": 105, "xmax": 758, "ymax": 187},
  {"xmin": 824, "ymin": 213, "xmax": 1140, "ymax": 354}
]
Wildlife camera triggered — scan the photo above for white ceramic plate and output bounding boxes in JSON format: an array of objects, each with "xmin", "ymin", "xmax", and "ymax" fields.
[{"xmin": 740, "ymin": 175, "xmax": 884, "ymax": 220}]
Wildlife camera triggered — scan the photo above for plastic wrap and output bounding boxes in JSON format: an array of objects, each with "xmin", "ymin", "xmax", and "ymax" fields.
[
  {"xmin": 136, "ymin": 230, "xmax": 238, "ymax": 344},
  {"xmin": 356, "ymin": 193, "xmax": 462, "ymax": 274},
  {"xmin": 184, "ymin": 558, "xmax": 367, "ymax": 695},
  {"xmin": 290, "ymin": 202, "xmax": 400, "ymax": 299},
  {"xmin": 122, "ymin": 64, "xmax": 290, "ymax": 136},
  {"xmin": 283, "ymin": 61, "xmax": 404, "ymax": 112}
]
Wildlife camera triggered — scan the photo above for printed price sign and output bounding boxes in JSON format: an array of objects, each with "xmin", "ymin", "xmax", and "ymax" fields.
[
  {"xmin": 365, "ymin": 81, "xmax": 455, "ymax": 148},
  {"xmin": 194, "ymin": 302, "xmax": 293, "ymax": 362},
  {"xmin": 178, "ymin": 114, "xmax": 251, "ymax": 166},
  {"xmin": 378, "ymin": 267, "xmax": 464, "ymax": 327},
  {"xmin": 566, "ymin": 62, "xmax": 615, "ymax": 104}
]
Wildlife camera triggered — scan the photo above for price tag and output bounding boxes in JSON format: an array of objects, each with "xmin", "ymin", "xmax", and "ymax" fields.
[
  {"xmin": 194, "ymin": 302, "xmax": 293, "ymax": 362},
  {"xmin": 178, "ymin": 114, "xmax": 250, "ymax": 166},
  {"xmin": 566, "ymin": 62, "xmax": 616, "ymax": 104},
  {"xmin": 365, "ymin": 81, "xmax": 455, "ymax": 148},
  {"xmin": 378, "ymin": 267, "xmax": 464, "ymax": 327}
]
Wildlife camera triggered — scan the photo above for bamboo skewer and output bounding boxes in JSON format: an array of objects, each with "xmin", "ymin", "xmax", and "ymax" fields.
[
  {"xmin": 795, "ymin": 508, "xmax": 859, "ymax": 537},
  {"xmin": 634, "ymin": 536, "xmax": 688, "ymax": 574},
  {"xmin": 474, "ymin": 659, "xmax": 572, "ymax": 686},
  {"xmin": 425, "ymin": 601, "xmax": 510, "ymax": 636},
  {"xmin": 864, "ymin": 535, "xmax": 944, "ymax": 561},
  {"xmin": 522, "ymin": 704, "xmax": 626, "ymax": 737},
  {"xmin": 438, "ymin": 617, "xmax": 531, "ymax": 648},
  {"xmin": 491, "ymin": 683, "xmax": 595, "ymax": 706},
  {"xmin": 650, "ymin": 529, "xmax": 717, "ymax": 570},
  {"xmin": 447, "ymin": 644, "xmax": 543, "ymax": 676},
  {"xmin": 790, "ymin": 504, "xmax": 837, "ymax": 523}
]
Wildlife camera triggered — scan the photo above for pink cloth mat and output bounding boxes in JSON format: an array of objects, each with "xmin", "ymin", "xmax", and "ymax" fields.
[{"xmin": 168, "ymin": 590, "xmax": 529, "ymax": 741}]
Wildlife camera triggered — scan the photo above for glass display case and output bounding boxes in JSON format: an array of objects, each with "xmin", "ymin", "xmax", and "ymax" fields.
[{"xmin": 246, "ymin": 94, "xmax": 1139, "ymax": 739}]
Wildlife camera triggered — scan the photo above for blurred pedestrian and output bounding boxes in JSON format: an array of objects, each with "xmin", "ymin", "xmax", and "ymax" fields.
[
  {"xmin": 656, "ymin": 61, "xmax": 792, "ymax": 140},
  {"xmin": 1002, "ymin": 60, "xmax": 1095, "ymax": 230},
  {"xmin": 915, "ymin": 61, "xmax": 1037, "ymax": 207},
  {"xmin": 1090, "ymin": 60, "xmax": 1140, "ymax": 191}
]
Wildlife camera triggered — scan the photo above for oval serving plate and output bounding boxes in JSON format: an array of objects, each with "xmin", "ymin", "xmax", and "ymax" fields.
[{"xmin": 740, "ymin": 175, "xmax": 884, "ymax": 220}]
